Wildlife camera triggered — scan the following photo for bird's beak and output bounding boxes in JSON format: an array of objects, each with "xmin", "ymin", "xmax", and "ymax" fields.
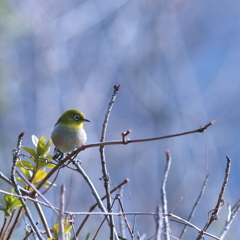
[{"xmin": 83, "ymin": 119, "xmax": 90, "ymax": 122}]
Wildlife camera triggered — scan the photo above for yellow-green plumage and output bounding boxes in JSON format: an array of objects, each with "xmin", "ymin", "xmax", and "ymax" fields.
[{"xmin": 51, "ymin": 109, "xmax": 90, "ymax": 152}]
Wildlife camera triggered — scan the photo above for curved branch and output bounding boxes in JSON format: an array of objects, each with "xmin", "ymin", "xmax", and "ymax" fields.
[{"xmin": 36, "ymin": 120, "xmax": 216, "ymax": 191}]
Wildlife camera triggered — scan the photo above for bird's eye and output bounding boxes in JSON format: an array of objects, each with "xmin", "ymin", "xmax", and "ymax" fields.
[{"xmin": 74, "ymin": 115, "xmax": 81, "ymax": 121}]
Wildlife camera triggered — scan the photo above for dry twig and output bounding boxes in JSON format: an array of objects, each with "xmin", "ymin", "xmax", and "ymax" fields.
[
  {"xmin": 179, "ymin": 175, "xmax": 209, "ymax": 239},
  {"xmin": 99, "ymin": 84, "xmax": 120, "ymax": 240},
  {"xmin": 36, "ymin": 121, "xmax": 216, "ymax": 193},
  {"xmin": 11, "ymin": 132, "xmax": 44, "ymax": 240},
  {"xmin": 161, "ymin": 150, "xmax": 171, "ymax": 240},
  {"xmin": 196, "ymin": 156, "xmax": 231, "ymax": 240},
  {"xmin": 219, "ymin": 200, "xmax": 240, "ymax": 239}
]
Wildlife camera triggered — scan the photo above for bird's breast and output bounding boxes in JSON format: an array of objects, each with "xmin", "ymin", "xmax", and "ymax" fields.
[{"xmin": 51, "ymin": 123, "xmax": 87, "ymax": 152}]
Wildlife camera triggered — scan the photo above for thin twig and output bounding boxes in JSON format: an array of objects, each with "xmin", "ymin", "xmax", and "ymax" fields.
[
  {"xmin": 41, "ymin": 168, "xmax": 60, "ymax": 195},
  {"xmin": 34, "ymin": 202, "xmax": 52, "ymax": 238},
  {"xmin": 78, "ymin": 121, "xmax": 217, "ymax": 150},
  {"xmin": 5, "ymin": 208, "xmax": 21, "ymax": 240},
  {"xmin": 196, "ymin": 156, "xmax": 231, "ymax": 240},
  {"xmin": 179, "ymin": 175, "xmax": 209, "ymax": 239},
  {"xmin": 92, "ymin": 195, "xmax": 119, "ymax": 240},
  {"xmin": 69, "ymin": 212, "xmax": 157, "ymax": 216},
  {"xmin": 118, "ymin": 187, "xmax": 127, "ymax": 239},
  {"xmin": 219, "ymin": 199, "xmax": 240, "ymax": 239},
  {"xmin": 0, "ymin": 190, "xmax": 54, "ymax": 208},
  {"xmin": 100, "ymin": 84, "xmax": 120, "ymax": 142},
  {"xmin": 69, "ymin": 215, "xmax": 77, "ymax": 240},
  {"xmin": 75, "ymin": 179, "xmax": 129, "ymax": 238},
  {"xmin": 164, "ymin": 213, "xmax": 220, "ymax": 240},
  {"xmin": 0, "ymin": 172, "xmax": 14, "ymax": 186},
  {"xmin": 72, "ymin": 160, "xmax": 107, "ymax": 213},
  {"xmin": 11, "ymin": 132, "xmax": 44, "ymax": 240},
  {"xmin": 59, "ymin": 185, "xmax": 65, "ymax": 240},
  {"xmin": 156, "ymin": 205, "xmax": 162, "ymax": 240},
  {"xmin": 16, "ymin": 170, "xmax": 58, "ymax": 215},
  {"xmin": 99, "ymin": 85, "xmax": 120, "ymax": 240},
  {"xmin": 161, "ymin": 150, "xmax": 171, "ymax": 240},
  {"xmin": 0, "ymin": 191, "xmax": 162, "ymax": 218},
  {"xmin": 118, "ymin": 194, "xmax": 134, "ymax": 239},
  {"xmin": 72, "ymin": 159, "xmax": 120, "ymax": 238},
  {"xmin": 36, "ymin": 121, "xmax": 216, "ymax": 192},
  {"xmin": 0, "ymin": 217, "xmax": 7, "ymax": 239},
  {"xmin": 0, "ymin": 172, "xmax": 30, "ymax": 196}
]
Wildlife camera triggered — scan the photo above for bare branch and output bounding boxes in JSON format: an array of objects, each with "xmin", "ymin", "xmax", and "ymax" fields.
[
  {"xmin": 16, "ymin": 170, "xmax": 58, "ymax": 215},
  {"xmin": 93, "ymin": 194, "xmax": 119, "ymax": 240},
  {"xmin": 156, "ymin": 205, "xmax": 163, "ymax": 240},
  {"xmin": 164, "ymin": 213, "xmax": 220, "ymax": 240},
  {"xmin": 72, "ymin": 160, "xmax": 108, "ymax": 213},
  {"xmin": 118, "ymin": 194, "xmax": 134, "ymax": 239},
  {"xmin": 196, "ymin": 156, "xmax": 231, "ymax": 240},
  {"xmin": 11, "ymin": 132, "xmax": 44, "ymax": 240},
  {"xmin": 79, "ymin": 121, "xmax": 217, "ymax": 150},
  {"xmin": 179, "ymin": 175, "xmax": 209, "ymax": 239},
  {"xmin": 75, "ymin": 179, "xmax": 129, "ymax": 238},
  {"xmin": 36, "ymin": 120, "xmax": 216, "ymax": 193},
  {"xmin": 161, "ymin": 150, "xmax": 172, "ymax": 240},
  {"xmin": 59, "ymin": 185, "xmax": 65, "ymax": 240},
  {"xmin": 219, "ymin": 199, "xmax": 240, "ymax": 239},
  {"xmin": 99, "ymin": 85, "xmax": 120, "ymax": 240},
  {"xmin": 34, "ymin": 202, "xmax": 52, "ymax": 238}
]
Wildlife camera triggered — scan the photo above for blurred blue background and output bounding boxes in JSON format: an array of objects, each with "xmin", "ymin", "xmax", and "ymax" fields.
[{"xmin": 0, "ymin": 0, "xmax": 239, "ymax": 239}]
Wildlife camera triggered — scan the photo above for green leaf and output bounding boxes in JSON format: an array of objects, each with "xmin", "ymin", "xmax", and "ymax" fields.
[
  {"xmin": 4, "ymin": 189, "xmax": 15, "ymax": 205},
  {"xmin": 45, "ymin": 139, "xmax": 51, "ymax": 154},
  {"xmin": 11, "ymin": 200, "xmax": 22, "ymax": 208},
  {"xmin": 37, "ymin": 136, "xmax": 51, "ymax": 157},
  {"xmin": 37, "ymin": 136, "xmax": 46, "ymax": 156},
  {"xmin": 52, "ymin": 223, "xmax": 59, "ymax": 239},
  {"xmin": 37, "ymin": 159, "xmax": 48, "ymax": 169},
  {"xmin": 4, "ymin": 189, "xmax": 22, "ymax": 209},
  {"xmin": 41, "ymin": 180, "xmax": 55, "ymax": 188},
  {"xmin": 22, "ymin": 147, "xmax": 38, "ymax": 159},
  {"xmin": 5, "ymin": 210, "xmax": 12, "ymax": 217},
  {"xmin": 64, "ymin": 225, "xmax": 72, "ymax": 234},
  {"xmin": 32, "ymin": 135, "xmax": 39, "ymax": 147},
  {"xmin": 33, "ymin": 170, "xmax": 47, "ymax": 184},
  {"xmin": 52, "ymin": 219, "xmax": 72, "ymax": 240},
  {"xmin": 19, "ymin": 168, "xmax": 33, "ymax": 179},
  {"xmin": 4, "ymin": 194, "xmax": 12, "ymax": 206},
  {"xmin": 16, "ymin": 160, "xmax": 34, "ymax": 169},
  {"xmin": 38, "ymin": 160, "xmax": 55, "ymax": 169},
  {"xmin": 46, "ymin": 163, "xmax": 56, "ymax": 169}
]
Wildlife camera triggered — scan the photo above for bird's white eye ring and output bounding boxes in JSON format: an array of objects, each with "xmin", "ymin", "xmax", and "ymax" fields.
[{"xmin": 74, "ymin": 115, "xmax": 81, "ymax": 121}]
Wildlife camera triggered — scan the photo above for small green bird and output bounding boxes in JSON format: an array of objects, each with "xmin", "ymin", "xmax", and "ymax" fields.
[{"xmin": 51, "ymin": 109, "xmax": 90, "ymax": 153}]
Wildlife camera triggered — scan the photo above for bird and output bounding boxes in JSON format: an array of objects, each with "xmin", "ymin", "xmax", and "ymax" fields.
[{"xmin": 51, "ymin": 109, "xmax": 90, "ymax": 153}]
